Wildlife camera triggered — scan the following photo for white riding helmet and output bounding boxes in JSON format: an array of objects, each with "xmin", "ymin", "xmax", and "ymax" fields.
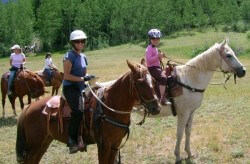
[
  {"xmin": 148, "ymin": 29, "xmax": 162, "ymax": 39},
  {"xmin": 11, "ymin": 44, "xmax": 21, "ymax": 50},
  {"xmin": 70, "ymin": 30, "xmax": 87, "ymax": 41}
]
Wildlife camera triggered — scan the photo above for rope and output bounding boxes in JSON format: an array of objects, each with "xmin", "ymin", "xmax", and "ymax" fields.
[{"xmin": 86, "ymin": 83, "xmax": 132, "ymax": 114}]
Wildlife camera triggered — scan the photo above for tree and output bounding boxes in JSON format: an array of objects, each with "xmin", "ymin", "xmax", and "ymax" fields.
[{"xmin": 37, "ymin": 0, "xmax": 62, "ymax": 50}]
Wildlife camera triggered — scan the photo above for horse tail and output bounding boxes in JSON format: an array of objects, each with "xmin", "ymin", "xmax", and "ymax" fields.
[{"xmin": 16, "ymin": 112, "xmax": 27, "ymax": 163}]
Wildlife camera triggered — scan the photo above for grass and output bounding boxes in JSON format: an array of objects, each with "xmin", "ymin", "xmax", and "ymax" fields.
[{"xmin": 0, "ymin": 29, "xmax": 250, "ymax": 163}]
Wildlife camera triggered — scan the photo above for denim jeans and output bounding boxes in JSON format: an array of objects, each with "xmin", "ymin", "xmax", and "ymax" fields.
[
  {"xmin": 44, "ymin": 68, "xmax": 52, "ymax": 82},
  {"xmin": 8, "ymin": 69, "xmax": 17, "ymax": 92}
]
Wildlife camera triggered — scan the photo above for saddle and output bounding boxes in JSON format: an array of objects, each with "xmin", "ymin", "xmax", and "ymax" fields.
[
  {"xmin": 42, "ymin": 90, "xmax": 99, "ymax": 136},
  {"xmin": 165, "ymin": 62, "xmax": 183, "ymax": 98},
  {"xmin": 2, "ymin": 69, "xmax": 24, "ymax": 80}
]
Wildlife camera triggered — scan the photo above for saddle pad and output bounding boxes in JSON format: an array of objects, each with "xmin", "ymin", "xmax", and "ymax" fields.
[{"xmin": 42, "ymin": 96, "xmax": 72, "ymax": 118}]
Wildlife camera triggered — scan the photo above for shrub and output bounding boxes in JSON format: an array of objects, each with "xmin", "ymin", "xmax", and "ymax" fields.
[{"xmin": 247, "ymin": 31, "xmax": 250, "ymax": 40}]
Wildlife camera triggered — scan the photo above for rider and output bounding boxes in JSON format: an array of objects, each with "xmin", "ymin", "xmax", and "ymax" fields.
[
  {"xmin": 145, "ymin": 29, "xmax": 171, "ymax": 105},
  {"xmin": 8, "ymin": 44, "xmax": 26, "ymax": 96},
  {"xmin": 62, "ymin": 30, "xmax": 94, "ymax": 154},
  {"xmin": 44, "ymin": 52, "xmax": 56, "ymax": 85}
]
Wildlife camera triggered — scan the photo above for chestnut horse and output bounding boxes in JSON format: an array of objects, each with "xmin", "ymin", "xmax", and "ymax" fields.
[
  {"xmin": 16, "ymin": 61, "xmax": 161, "ymax": 164},
  {"xmin": 35, "ymin": 68, "xmax": 64, "ymax": 95},
  {"xmin": 135, "ymin": 39, "xmax": 246, "ymax": 163},
  {"xmin": 1, "ymin": 69, "xmax": 45, "ymax": 117}
]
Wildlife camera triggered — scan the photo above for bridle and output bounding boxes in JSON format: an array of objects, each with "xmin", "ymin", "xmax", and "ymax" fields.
[
  {"xmin": 217, "ymin": 48, "xmax": 243, "ymax": 74},
  {"xmin": 87, "ymin": 68, "xmax": 158, "ymax": 115},
  {"xmin": 129, "ymin": 68, "xmax": 158, "ymax": 113}
]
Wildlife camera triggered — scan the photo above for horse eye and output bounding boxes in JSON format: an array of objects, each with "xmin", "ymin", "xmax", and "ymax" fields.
[{"xmin": 226, "ymin": 54, "xmax": 232, "ymax": 58}]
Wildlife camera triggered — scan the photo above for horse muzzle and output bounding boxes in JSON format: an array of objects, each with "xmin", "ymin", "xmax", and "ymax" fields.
[
  {"xmin": 145, "ymin": 101, "xmax": 161, "ymax": 115},
  {"xmin": 235, "ymin": 66, "xmax": 246, "ymax": 78}
]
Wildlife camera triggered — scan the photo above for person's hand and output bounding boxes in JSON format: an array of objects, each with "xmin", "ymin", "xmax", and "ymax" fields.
[
  {"xmin": 158, "ymin": 52, "xmax": 165, "ymax": 59},
  {"xmin": 84, "ymin": 75, "xmax": 96, "ymax": 81}
]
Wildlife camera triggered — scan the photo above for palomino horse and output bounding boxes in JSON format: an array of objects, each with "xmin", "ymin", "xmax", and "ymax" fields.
[
  {"xmin": 1, "ymin": 69, "xmax": 45, "ymax": 117},
  {"xmin": 16, "ymin": 61, "xmax": 161, "ymax": 164},
  {"xmin": 135, "ymin": 39, "xmax": 246, "ymax": 163},
  {"xmin": 35, "ymin": 68, "xmax": 64, "ymax": 95}
]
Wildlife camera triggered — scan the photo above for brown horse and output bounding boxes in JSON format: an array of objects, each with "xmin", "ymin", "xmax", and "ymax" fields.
[
  {"xmin": 35, "ymin": 68, "xmax": 63, "ymax": 96},
  {"xmin": 16, "ymin": 60, "xmax": 161, "ymax": 164},
  {"xmin": 1, "ymin": 69, "xmax": 45, "ymax": 117}
]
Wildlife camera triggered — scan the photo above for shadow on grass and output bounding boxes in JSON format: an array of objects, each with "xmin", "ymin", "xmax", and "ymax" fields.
[{"xmin": 0, "ymin": 117, "xmax": 17, "ymax": 128}]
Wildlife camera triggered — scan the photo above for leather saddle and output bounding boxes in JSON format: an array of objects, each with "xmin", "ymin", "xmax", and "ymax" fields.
[
  {"xmin": 165, "ymin": 62, "xmax": 183, "ymax": 98},
  {"xmin": 42, "ymin": 91, "xmax": 99, "ymax": 135}
]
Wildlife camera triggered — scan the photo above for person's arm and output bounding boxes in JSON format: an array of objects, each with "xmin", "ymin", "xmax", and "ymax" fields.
[
  {"xmin": 146, "ymin": 47, "xmax": 159, "ymax": 65},
  {"xmin": 63, "ymin": 59, "xmax": 84, "ymax": 82}
]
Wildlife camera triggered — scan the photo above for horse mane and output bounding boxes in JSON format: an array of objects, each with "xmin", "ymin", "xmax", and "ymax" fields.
[
  {"xmin": 176, "ymin": 43, "xmax": 222, "ymax": 82},
  {"xmin": 185, "ymin": 43, "xmax": 220, "ymax": 72}
]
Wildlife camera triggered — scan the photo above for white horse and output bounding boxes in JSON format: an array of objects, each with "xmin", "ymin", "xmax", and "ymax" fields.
[{"xmin": 134, "ymin": 39, "xmax": 246, "ymax": 163}]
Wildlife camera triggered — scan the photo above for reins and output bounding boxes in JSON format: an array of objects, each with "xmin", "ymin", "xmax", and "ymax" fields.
[{"xmin": 87, "ymin": 82, "xmax": 132, "ymax": 114}]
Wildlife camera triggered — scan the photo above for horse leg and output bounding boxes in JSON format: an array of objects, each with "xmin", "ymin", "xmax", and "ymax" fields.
[
  {"xmin": 97, "ymin": 141, "xmax": 111, "ymax": 164},
  {"xmin": 52, "ymin": 87, "xmax": 55, "ymax": 96},
  {"xmin": 109, "ymin": 139, "xmax": 122, "ymax": 164},
  {"xmin": 19, "ymin": 96, "xmax": 25, "ymax": 110},
  {"xmin": 2, "ymin": 93, "xmax": 6, "ymax": 117},
  {"xmin": 33, "ymin": 137, "xmax": 53, "ymax": 163},
  {"xmin": 9, "ymin": 96, "xmax": 17, "ymax": 116},
  {"xmin": 55, "ymin": 88, "xmax": 59, "ymax": 95},
  {"xmin": 185, "ymin": 112, "xmax": 195, "ymax": 158},
  {"xmin": 174, "ymin": 112, "xmax": 189, "ymax": 163}
]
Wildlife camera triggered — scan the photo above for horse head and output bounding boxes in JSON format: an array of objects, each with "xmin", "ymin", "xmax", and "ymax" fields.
[
  {"xmin": 127, "ymin": 60, "xmax": 160, "ymax": 115},
  {"xmin": 18, "ymin": 70, "xmax": 45, "ymax": 98},
  {"xmin": 217, "ymin": 39, "xmax": 246, "ymax": 78}
]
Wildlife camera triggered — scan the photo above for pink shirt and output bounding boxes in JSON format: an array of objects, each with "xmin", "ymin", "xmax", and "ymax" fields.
[
  {"xmin": 10, "ymin": 53, "xmax": 25, "ymax": 68},
  {"xmin": 145, "ymin": 44, "xmax": 160, "ymax": 67}
]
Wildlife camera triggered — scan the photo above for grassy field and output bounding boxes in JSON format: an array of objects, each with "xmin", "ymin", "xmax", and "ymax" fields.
[{"xmin": 0, "ymin": 30, "xmax": 250, "ymax": 163}]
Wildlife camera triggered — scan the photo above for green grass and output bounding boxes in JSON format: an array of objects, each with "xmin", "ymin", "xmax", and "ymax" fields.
[{"xmin": 0, "ymin": 30, "xmax": 250, "ymax": 163}]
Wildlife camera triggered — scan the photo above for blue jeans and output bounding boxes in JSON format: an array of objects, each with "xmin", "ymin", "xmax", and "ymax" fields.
[
  {"xmin": 8, "ymin": 68, "xmax": 18, "ymax": 92},
  {"xmin": 44, "ymin": 68, "xmax": 52, "ymax": 82}
]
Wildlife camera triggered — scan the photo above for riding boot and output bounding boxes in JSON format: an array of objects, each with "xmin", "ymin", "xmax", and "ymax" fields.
[
  {"xmin": 159, "ymin": 85, "xmax": 171, "ymax": 105},
  {"xmin": 68, "ymin": 111, "xmax": 83, "ymax": 154}
]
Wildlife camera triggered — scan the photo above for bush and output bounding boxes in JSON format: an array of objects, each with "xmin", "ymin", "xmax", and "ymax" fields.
[
  {"xmin": 247, "ymin": 31, "xmax": 250, "ymax": 40},
  {"xmin": 232, "ymin": 21, "xmax": 247, "ymax": 33}
]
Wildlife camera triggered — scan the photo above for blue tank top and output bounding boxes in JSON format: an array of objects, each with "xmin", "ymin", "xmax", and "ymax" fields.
[{"xmin": 62, "ymin": 50, "xmax": 88, "ymax": 91}]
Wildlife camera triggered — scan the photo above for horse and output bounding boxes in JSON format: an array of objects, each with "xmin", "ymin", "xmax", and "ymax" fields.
[
  {"xmin": 1, "ymin": 69, "xmax": 46, "ymax": 117},
  {"xmin": 16, "ymin": 60, "xmax": 161, "ymax": 164},
  {"xmin": 134, "ymin": 39, "xmax": 246, "ymax": 163},
  {"xmin": 35, "ymin": 68, "xmax": 64, "ymax": 95}
]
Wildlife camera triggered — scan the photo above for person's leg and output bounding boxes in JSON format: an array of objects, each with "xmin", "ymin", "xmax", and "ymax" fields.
[
  {"xmin": 63, "ymin": 85, "xmax": 84, "ymax": 154},
  {"xmin": 148, "ymin": 66, "xmax": 170, "ymax": 105},
  {"xmin": 8, "ymin": 70, "xmax": 17, "ymax": 95},
  {"xmin": 45, "ymin": 69, "xmax": 50, "ymax": 84}
]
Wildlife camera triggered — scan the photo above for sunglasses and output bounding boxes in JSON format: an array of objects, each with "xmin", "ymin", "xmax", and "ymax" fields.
[{"xmin": 74, "ymin": 40, "xmax": 86, "ymax": 44}]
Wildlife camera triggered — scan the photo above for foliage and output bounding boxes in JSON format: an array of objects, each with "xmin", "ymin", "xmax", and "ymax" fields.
[{"xmin": 0, "ymin": 0, "xmax": 249, "ymax": 56}]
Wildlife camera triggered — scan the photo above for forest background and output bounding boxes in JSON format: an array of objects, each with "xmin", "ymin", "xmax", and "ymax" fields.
[{"xmin": 0, "ymin": 0, "xmax": 249, "ymax": 56}]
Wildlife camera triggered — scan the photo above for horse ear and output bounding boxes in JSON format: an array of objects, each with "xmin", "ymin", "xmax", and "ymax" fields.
[
  {"xmin": 127, "ymin": 60, "xmax": 137, "ymax": 73},
  {"xmin": 219, "ymin": 39, "xmax": 226, "ymax": 51},
  {"xmin": 140, "ymin": 58, "xmax": 146, "ymax": 67}
]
